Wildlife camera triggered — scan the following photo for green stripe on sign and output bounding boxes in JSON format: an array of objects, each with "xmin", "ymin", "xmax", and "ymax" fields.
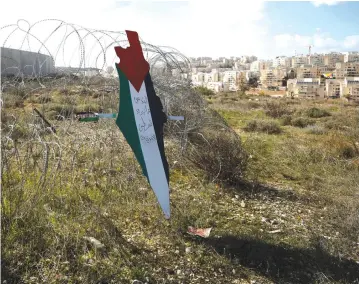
[
  {"xmin": 115, "ymin": 66, "xmax": 148, "ymax": 180},
  {"xmin": 79, "ymin": 117, "xmax": 99, "ymax": 122}
]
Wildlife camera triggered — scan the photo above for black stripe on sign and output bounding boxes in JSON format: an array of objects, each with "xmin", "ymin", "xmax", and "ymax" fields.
[{"xmin": 144, "ymin": 72, "xmax": 170, "ymax": 184}]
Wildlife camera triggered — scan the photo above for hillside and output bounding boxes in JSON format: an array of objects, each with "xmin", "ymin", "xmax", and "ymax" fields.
[{"xmin": 1, "ymin": 80, "xmax": 359, "ymax": 284}]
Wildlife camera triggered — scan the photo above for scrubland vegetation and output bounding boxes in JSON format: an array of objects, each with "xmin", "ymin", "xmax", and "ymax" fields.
[{"xmin": 2, "ymin": 79, "xmax": 359, "ymax": 283}]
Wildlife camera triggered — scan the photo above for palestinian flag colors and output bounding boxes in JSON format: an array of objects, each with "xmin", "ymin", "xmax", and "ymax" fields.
[{"xmin": 114, "ymin": 30, "xmax": 170, "ymax": 219}]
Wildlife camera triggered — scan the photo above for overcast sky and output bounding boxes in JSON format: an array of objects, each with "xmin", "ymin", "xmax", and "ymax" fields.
[{"xmin": 1, "ymin": 0, "xmax": 358, "ymax": 65}]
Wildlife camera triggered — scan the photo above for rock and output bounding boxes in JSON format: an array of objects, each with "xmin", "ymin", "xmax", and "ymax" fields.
[
  {"xmin": 241, "ymin": 201, "xmax": 246, "ymax": 208},
  {"xmin": 83, "ymin": 236, "xmax": 104, "ymax": 249},
  {"xmin": 185, "ymin": 247, "xmax": 192, "ymax": 254},
  {"xmin": 268, "ymin": 229, "xmax": 282, "ymax": 234}
]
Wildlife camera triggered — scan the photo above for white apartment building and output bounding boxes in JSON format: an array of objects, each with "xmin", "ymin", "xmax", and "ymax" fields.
[
  {"xmin": 344, "ymin": 52, "xmax": 359, "ymax": 63},
  {"xmin": 334, "ymin": 62, "xmax": 359, "ymax": 78},
  {"xmin": 291, "ymin": 56, "xmax": 308, "ymax": 68},
  {"xmin": 234, "ymin": 61, "xmax": 247, "ymax": 70},
  {"xmin": 250, "ymin": 61, "xmax": 260, "ymax": 72},
  {"xmin": 250, "ymin": 60, "xmax": 269, "ymax": 72},
  {"xmin": 273, "ymin": 56, "xmax": 290, "ymax": 68},
  {"xmin": 287, "ymin": 78, "xmax": 325, "ymax": 99},
  {"xmin": 260, "ymin": 68, "xmax": 286, "ymax": 88},
  {"xmin": 191, "ymin": 72, "xmax": 205, "ymax": 83},
  {"xmin": 239, "ymin": 55, "xmax": 257, "ymax": 64},
  {"xmin": 308, "ymin": 54, "xmax": 324, "ymax": 66},
  {"xmin": 325, "ymin": 79, "xmax": 342, "ymax": 98},
  {"xmin": 223, "ymin": 70, "xmax": 241, "ymax": 91},
  {"xmin": 204, "ymin": 72, "xmax": 219, "ymax": 82},
  {"xmin": 342, "ymin": 77, "xmax": 359, "ymax": 101},
  {"xmin": 296, "ymin": 64, "xmax": 319, "ymax": 78},
  {"xmin": 323, "ymin": 52, "xmax": 345, "ymax": 68}
]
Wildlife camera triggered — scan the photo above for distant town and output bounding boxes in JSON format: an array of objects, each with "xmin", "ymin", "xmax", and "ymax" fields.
[
  {"xmin": 176, "ymin": 51, "xmax": 359, "ymax": 102},
  {"xmin": 1, "ymin": 46, "xmax": 359, "ymax": 101}
]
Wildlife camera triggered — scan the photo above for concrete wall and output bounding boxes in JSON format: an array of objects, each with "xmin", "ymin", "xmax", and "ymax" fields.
[{"xmin": 1, "ymin": 47, "xmax": 55, "ymax": 77}]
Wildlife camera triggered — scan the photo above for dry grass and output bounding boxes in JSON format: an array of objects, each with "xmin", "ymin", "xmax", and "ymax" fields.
[{"xmin": 2, "ymin": 85, "xmax": 359, "ymax": 283}]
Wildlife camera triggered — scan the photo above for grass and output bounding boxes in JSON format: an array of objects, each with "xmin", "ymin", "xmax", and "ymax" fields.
[
  {"xmin": 243, "ymin": 119, "xmax": 282, "ymax": 134},
  {"xmin": 2, "ymin": 85, "xmax": 359, "ymax": 283},
  {"xmin": 306, "ymin": 107, "xmax": 331, "ymax": 118}
]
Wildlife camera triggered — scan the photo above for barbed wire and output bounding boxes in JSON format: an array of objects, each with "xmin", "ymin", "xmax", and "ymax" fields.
[{"xmin": 1, "ymin": 19, "xmax": 245, "ymax": 197}]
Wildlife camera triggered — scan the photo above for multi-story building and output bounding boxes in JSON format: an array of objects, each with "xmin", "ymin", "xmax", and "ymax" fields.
[
  {"xmin": 250, "ymin": 60, "xmax": 261, "ymax": 72},
  {"xmin": 342, "ymin": 77, "xmax": 359, "ymax": 101},
  {"xmin": 287, "ymin": 78, "xmax": 325, "ymax": 99},
  {"xmin": 260, "ymin": 68, "xmax": 286, "ymax": 88},
  {"xmin": 318, "ymin": 65, "xmax": 335, "ymax": 74},
  {"xmin": 296, "ymin": 64, "xmax": 319, "ymax": 78},
  {"xmin": 325, "ymin": 79, "xmax": 342, "ymax": 98},
  {"xmin": 291, "ymin": 56, "xmax": 308, "ymax": 68},
  {"xmin": 308, "ymin": 53, "xmax": 324, "ymax": 66},
  {"xmin": 240, "ymin": 55, "xmax": 258, "ymax": 64},
  {"xmin": 234, "ymin": 61, "xmax": 247, "ymax": 70},
  {"xmin": 273, "ymin": 56, "xmax": 291, "ymax": 68},
  {"xmin": 204, "ymin": 71, "xmax": 219, "ymax": 82},
  {"xmin": 323, "ymin": 52, "xmax": 345, "ymax": 68},
  {"xmin": 240, "ymin": 56, "xmax": 249, "ymax": 64},
  {"xmin": 260, "ymin": 69, "xmax": 275, "ymax": 88},
  {"xmin": 223, "ymin": 70, "xmax": 241, "ymax": 91},
  {"xmin": 334, "ymin": 62, "xmax": 359, "ymax": 78},
  {"xmin": 344, "ymin": 52, "xmax": 359, "ymax": 63},
  {"xmin": 251, "ymin": 60, "xmax": 272, "ymax": 72},
  {"xmin": 191, "ymin": 72, "xmax": 205, "ymax": 83}
]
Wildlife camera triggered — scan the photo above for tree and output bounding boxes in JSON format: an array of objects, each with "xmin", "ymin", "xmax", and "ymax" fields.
[
  {"xmin": 282, "ymin": 75, "xmax": 289, "ymax": 87},
  {"xmin": 248, "ymin": 77, "xmax": 259, "ymax": 88},
  {"xmin": 236, "ymin": 74, "xmax": 249, "ymax": 95}
]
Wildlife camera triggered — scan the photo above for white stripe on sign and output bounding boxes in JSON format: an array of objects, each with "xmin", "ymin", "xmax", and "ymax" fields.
[
  {"xmin": 129, "ymin": 81, "xmax": 170, "ymax": 219},
  {"xmin": 96, "ymin": 113, "xmax": 117, "ymax": 118},
  {"xmin": 168, "ymin": 116, "xmax": 184, "ymax": 121}
]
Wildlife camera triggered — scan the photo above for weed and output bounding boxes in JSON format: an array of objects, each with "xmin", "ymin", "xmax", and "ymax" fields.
[
  {"xmin": 281, "ymin": 114, "xmax": 292, "ymax": 126},
  {"xmin": 306, "ymin": 107, "xmax": 331, "ymax": 118},
  {"xmin": 244, "ymin": 119, "xmax": 282, "ymax": 134},
  {"xmin": 291, "ymin": 117, "xmax": 315, "ymax": 128},
  {"xmin": 305, "ymin": 125, "xmax": 327, "ymax": 135},
  {"xmin": 265, "ymin": 101, "xmax": 292, "ymax": 118},
  {"xmin": 187, "ymin": 129, "xmax": 248, "ymax": 184}
]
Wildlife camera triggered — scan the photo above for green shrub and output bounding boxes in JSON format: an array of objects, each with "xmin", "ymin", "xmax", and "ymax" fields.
[
  {"xmin": 58, "ymin": 95, "xmax": 76, "ymax": 105},
  {"xmin": 281, "ymin": 114, "xmax": 292, "ymax": 126},
  {"xmin": 248, "ymin": 101, "xmax": 261, "ymax": 109},
  {"xmin": 187, "ymin": 129, "xmax": 248, "ymax": 184},
  {"xmin": 46, "ymin": 110, "xmax": 61, "ymax": 120},
  {"xmin": 75, "ymin": 104, "xmax": 101, "ymax": 113},
  {"xmin": 338, "ymin": 145, "xmax": 357, "ymax": 159},
  {"xmin": 28, "ymin": 94, "xmax": 52, "ymax": 104},
  {"xmin": 306, "ymin": 107, "xmax": 331, "ymax": 118},
  {"xmin": 265, "ymin": 101, "xmax": 291, "ymax": 118},
  {"xmin": 47, "ymin": 103, "xmax": 75, "ymax": 118},
  {"xmin": 291, "ymin": 117, "xmax": 315, "ymax": 128},
  {"xmin": 244, "ymin": 119, "xmax": 282, "ymax": 134},
  {"xmin": 194, "ymin": 86, "xmax": 215, "ymax": 97},
  {"xmin": 305, "ymin": 125, "xmax": 327, "ymax": 135}
]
